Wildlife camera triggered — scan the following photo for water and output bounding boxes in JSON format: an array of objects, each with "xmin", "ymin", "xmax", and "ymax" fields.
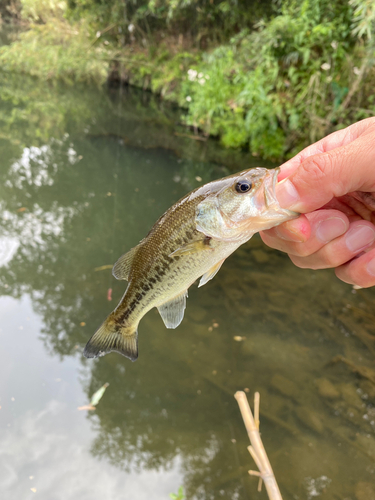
[{"xmin": 0, "ymin": 72, "xmax": 375, "ymax": 500}]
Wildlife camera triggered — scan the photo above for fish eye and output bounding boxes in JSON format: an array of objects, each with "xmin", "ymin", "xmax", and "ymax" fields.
[{"xmin": 235, "ymin": 180, "xmax": 252, "ymax": 194}]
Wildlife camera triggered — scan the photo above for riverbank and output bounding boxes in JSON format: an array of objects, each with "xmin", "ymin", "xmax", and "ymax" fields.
[{"xmin": 1, "ymin": 0, "xmax": 375, "ymax": 160}]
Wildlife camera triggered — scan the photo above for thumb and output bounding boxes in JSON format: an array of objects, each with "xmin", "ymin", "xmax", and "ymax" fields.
[{"xmin": 275, "ymin": 133, "xmax": 375, "ymax": 213}]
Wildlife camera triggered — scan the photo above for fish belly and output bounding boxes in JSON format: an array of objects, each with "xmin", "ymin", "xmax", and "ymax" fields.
[{"xmin": 117, "ymin": 238, "xmax": 244, "ymax": 327}]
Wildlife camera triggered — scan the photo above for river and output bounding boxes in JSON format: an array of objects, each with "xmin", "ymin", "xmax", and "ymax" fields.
[{"xmin": 0, "ymin": 71, "xmax": 374, "ymax": 500}]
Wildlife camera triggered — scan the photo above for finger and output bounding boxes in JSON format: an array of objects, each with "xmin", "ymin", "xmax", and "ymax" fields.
[
  {"xmin": 261, "ymin": 215, "xmax": 311, "ymax": 243},
  {"xmin": 277, "ymin": 117, "xmax": 375, "ymax": 181},
  {"xmin": 289, "ymin": 220, "xmax": 375, "ymax": 270},
  {"xmin": 335, "ymin": 248, "xmax": 375, "ymax": 288},
  {"xmin": 261, "ymin": 210, "xmax": 349, "ymax": 256},
  {"xmin": 275, "ymin": 122, "xmax": 375, "ymax": 213}
]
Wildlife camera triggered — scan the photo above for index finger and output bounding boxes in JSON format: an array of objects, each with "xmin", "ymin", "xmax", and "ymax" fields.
[{"xmin": 278, "ymin": 117, "xmax": 375, "ymax": 181}]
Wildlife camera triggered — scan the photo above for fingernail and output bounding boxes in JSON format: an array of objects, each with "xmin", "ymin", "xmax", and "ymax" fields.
[
  {"xmin": 346, "ymin": 225, "xmax": 375, "ymax": 252},
  {"xmin": 276, "ymin": 179, "xmax": 300, "ymax": 209},
  {"xmin": 316, "ymin": 217, "xmax": 347, "ymax": 243},
  {"xmin": 367, "ymin": 259, "xmax": 375, "ymax": 277}
]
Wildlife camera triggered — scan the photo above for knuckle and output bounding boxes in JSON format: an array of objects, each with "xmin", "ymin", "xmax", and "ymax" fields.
[
  {"xmin": 302, "ymin": 154, "xmax": 332, "ymax": 182},
  {"xmin": 318, "ymin": 246, "xmax": 343, "ymax": 269},
  {"xmin": 295, "ymin": 245, "xmax": 314, "ymax": 258},
  {"xmin": 348, "ymin": 117, "xmax": 375, "ymax": 138},
  {"xmin": 301, "ymin": 148, "xmax": 352, "ymax": 197},
  {"xmin": 290, "ymin": 247, "xmax": 334, "ymax": 269},
  {"xmin": 364, "ymin": 116, "xmax": 375, "ymax": 129}
]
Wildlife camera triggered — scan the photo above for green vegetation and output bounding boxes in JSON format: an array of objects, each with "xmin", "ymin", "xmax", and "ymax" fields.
[
  {"xmin": 0, "ymin": 0, "xmax": 111, "ymax": 83},
  {"xmin": 1, "ymin": 0, "xmax": 375, "ymax": 159},
  {"xmin": 169, "ymin": 486, "xmax": 185, "ymax": 500}
]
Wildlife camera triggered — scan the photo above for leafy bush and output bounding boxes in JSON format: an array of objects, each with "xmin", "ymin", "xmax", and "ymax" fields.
[
  {"xmin": 178, "ymin": 0, "xmax": 375, "ymax": 157},
  {"xmin": 66, "ymin": 0, "xmax": 272, "ymax": 46},
  {"xmin": 21, "ymin": 0, "xmax": 66, "ymax": 22},
  {"xmin": 2, "ymin": 0, "xmax": 375, "ymax": 159},
  {"xmin": 0, "ymin": 0, "xmax": 110, "ymax": 84}
]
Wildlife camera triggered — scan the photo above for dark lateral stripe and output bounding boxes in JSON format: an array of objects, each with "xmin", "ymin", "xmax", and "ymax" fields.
[
  {"xmin": 117, "ymin": 294, "xmax": 143, "ymax": 322},
  {"xmin": 117, "ymin": 274, "xmax": 158, "ymax": 322},
  {"xmin": 116, "ymin": 242, "xmax": 187, "ymax": 323}
]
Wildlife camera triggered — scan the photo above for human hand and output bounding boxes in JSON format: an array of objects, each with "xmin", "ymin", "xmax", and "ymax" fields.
[{"xmin": 260, "ymin": 117, "xmax": 375, "ymax": 288}]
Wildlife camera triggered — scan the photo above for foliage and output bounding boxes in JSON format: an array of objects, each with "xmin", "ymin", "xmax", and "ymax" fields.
[
  {"xmin": 0, "ymin": 1, "xmax": 22, "ymax": 21},
  {"xmin": 179, "ymin": 45, "xmax": 285, "ymax": 158},
  {"xmin": 169, "ymin": 486, "xmax": 185, "ymax": 500},
  {"xmin": 2, "ymin": 0, "xmax": 375, "ymax": 159},
  {"xmin": 0, "ymin": 0, "xmax": 111, "ymax": 84},
  {"xmin": 20, "ymin": 0, "xmax": 66, "ymax": 22},
  {"xmin": 178, "ymin": 0, "xmax": 375, "ymax": 157},
  {"xmin": 112, "ymin": 0, "xmax": 375, "ymax": 159},
  {"xmin": 66, "ymin": 0, "xmax": 272, "ymax": 46},
  {"xmin": 350, "ymin": 0, "xmax": 375, "ymax": 39}
]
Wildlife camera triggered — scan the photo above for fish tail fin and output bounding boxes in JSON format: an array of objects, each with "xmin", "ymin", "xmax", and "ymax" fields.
[{"xmin": 83, "ymin": 316, "xmax": 138, "ymax": 361}]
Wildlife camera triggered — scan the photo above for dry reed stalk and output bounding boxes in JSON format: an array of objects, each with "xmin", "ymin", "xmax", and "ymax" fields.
[{"xmin": 234, "ymin": 391, "xmax": 283, "ymax": 500}]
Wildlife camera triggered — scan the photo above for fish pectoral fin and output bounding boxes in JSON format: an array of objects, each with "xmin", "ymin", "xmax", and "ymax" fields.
[
  {"xmin": 112, "ymin": 245, "xmax": 139, "ymax": 280},
  {"xmin": 157, "ymin": 289, "xmax": 188, "ymax": 329},
  {"xmin": 169, "ymin": 238, "xmax": 213, "ymax": 258},
  {"xmin": 83, "ymin": 318, "xmax": 138, "ymax": 361},
  {"xmin": 198, "ymin": 259, "xmax": 226, "ymax": 288}
]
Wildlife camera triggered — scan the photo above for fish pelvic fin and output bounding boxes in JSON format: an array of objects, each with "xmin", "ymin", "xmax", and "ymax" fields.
[
  {"xmin": 198, "ymin": 258, "xmax": 225, "ymax": 288},
  {"xmin": 83, "ymin": 316, "xmax": 138, "ymax": 361}
]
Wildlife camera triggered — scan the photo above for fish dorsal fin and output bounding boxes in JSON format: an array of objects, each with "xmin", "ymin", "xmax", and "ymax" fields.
[
  {"xmin": 157, "ymin": 289, "xmax": 188, "ymax": 329},
  {"xmin": 169, "ymin": 238, "xmax": 213, "ymax": 258},
  {"xmin": 112, "ymin": 246, "xmax": 138, "ymax": 280},
  {"xmin": 198, "ymin": 258, "xmax": 226, "ymax": 288}
]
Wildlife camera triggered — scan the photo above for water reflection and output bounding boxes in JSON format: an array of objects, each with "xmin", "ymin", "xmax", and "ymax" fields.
[
  {"xmin": 0, "ymin": 297, "xmax": 183, "ymax": 500},
  {"xmin": 0, "ymin": 236, "xmax": 19, "ymax": 266},
  {"xmin": 0, "ymin": 74, "xmax": 375, "ymax": 499}
]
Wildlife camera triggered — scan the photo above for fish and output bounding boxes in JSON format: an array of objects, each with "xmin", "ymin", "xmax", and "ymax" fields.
[{"xmin": 83, "ymin": 167, "xmax": 298, "ymax": 361}]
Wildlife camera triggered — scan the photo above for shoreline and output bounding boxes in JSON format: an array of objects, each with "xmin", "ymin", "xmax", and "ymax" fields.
[{"xmin": 1, "ymin": 1, "xmax": 374, "ymax": 162}]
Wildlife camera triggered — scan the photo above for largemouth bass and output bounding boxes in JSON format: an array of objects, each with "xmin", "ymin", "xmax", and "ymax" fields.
[{"xmin": 84, "ymin": 167, "xmax": 298, "ymax": 361}]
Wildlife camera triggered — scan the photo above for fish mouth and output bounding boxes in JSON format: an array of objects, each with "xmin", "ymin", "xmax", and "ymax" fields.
[{"xmin": 264, "ymin": 168, "xmax": 299, "ymax": 217}]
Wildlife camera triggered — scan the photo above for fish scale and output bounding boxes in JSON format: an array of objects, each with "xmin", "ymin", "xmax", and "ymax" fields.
[
  {"xmin": 115, "ymin": 196, "xmax": 235, "ymax": 326},
  {"xmin": 84, "ymin": 168, "xmax": 298, "ymax": 361}
]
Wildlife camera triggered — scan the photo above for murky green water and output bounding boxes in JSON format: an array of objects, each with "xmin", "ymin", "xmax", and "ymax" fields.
[{"xmin": 1, "ymin": 72, "xmax": 375, "ymax": 500}]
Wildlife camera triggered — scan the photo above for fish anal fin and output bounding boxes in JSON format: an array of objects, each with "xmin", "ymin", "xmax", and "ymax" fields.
[
  {"xmin": 198, "ymin": 259, "xmax": 225, "ymax": 288},
  {"xmin": 83, "ymin": 317, "xmax": 138, "ymax": 361},
  {"xmin": 170, "ymin": 238, "xmax": 213, "ymax": 258},
  {"xmin": 157, "ymin": 289, "xmax": 188, "ymax": 329},
  {"xmin": 112, "ymin": 246, "xmax": 138, "ymax": 281}
]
